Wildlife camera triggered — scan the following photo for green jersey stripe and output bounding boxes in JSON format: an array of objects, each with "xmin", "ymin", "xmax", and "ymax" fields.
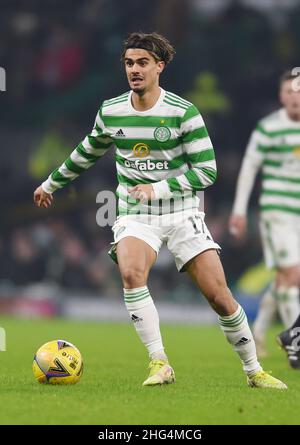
[
  {"xmin": 116, "ymin": 191, "xmax": 140, "ymax": 206},
  {"xmin": 261, "ymin": 204, "xmax": 300, "ymax": 214},
  {"xmin": 181, "ymin": 106, "xmax": 200, "ymax": 123},
  {"xmin": 189, "ymin": 149, "xmax": 215, "ymax": 164},
  {"xmin": 51, "ymin": 168, "xmax": 76, "ymax": 186},
  {"xmin": 106, "ymin": 92, "xmax": 129, "ymax": 101},
  {"xmin": 65, "ymin": 158, "xmax": 87, "ymax": 174},
  {"xmin": 118, "ymin": 188, "xmax": 186, "ymax": 207},
  {"xmin": 184, "ymin": 170, "xmax": 203, "ymax": 189},
  {"xmin": 93, "ymin": 123, "xmax": 104, "ymax": 135},
  {"xmin": 263, "ymin": 159, "xmax": 281, "ymax": 167},
  {"xmin": 165, "ymin": 93, "xmax": 191, "ymax": 108},
  {"xmin": 117, "ymin": 172, "xmax": 157, "ymax": 187},
  {"xmin": 104, "ymin": 92, "xmax": 129, "ymax": 103},
  {"xmin": 76, "ymin": 144, "xmax": 99, "ymax": 162},
  {"xmin": 202, "ymin": 167, "xmax": 217, "ymax": 182},
  {"xmin": 114, "ymin": 137, "xmax": 180, "ymax": 151},
  {"xmin": 103, "ymin": 97, "xmax": 128, "ymax": 107},
  {"xmin": 262, "ymin": 189, "xmax": 300, "ymax": 199},
  {"xmin": 103, "ymin": 93, "xmax": 129, "ymax": 105},
  {"xmin": 257, "ymin": 124, "xmax": 300, "ymax": 138},
  {"xmin": 262, "ymin": 174, "xmax": 300, "ymax": 184},
  {"xmin": 167, "ymin": 177, "xmax": 182, "ymax": 192},
  {"xmin": 163, "ymin": 98, "xmax": 188, "ymax": 111},
  {"xmin": 87, "ymin": 135, "xmax": 112, "ymax": 149},
  {"xmin": 102, "ymin": 115, "xmax": 181, "ymax": 128},
  {"xmin": 258, "ymin": 144, "xmax": 300, "ymax": 153},
  {"xmin": 182, "ymin": 126, "xmax": 209, "ymax": 143},
  {"xmin": 166, "ymin": 91, "xmax": 192, "ymax": 106}
]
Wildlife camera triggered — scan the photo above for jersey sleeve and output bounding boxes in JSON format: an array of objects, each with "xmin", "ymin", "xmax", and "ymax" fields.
[
  {"xmin": 152, "ymin": 105, "xmax": 217, "ymax": 199},
  {"xmin": 42, "ymin": 106, "xmax": 113, "ymax": 193},
  {"xmin": 231, "ymin": 125, "xmax": 265, "ymax": 216}
]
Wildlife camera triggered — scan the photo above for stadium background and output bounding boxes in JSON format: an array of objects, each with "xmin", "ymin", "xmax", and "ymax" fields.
[{"xmin": 1, "ymin": 0, "xmax": 300, "ymax": 322}]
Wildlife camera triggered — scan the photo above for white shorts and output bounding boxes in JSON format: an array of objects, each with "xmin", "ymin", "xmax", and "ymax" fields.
[
  {"xmin": 108, "ymin": 210, "xmax": 221, "ymax": 272},
  {"xmin": 260, "ymin": 213, "xmax": 300, "ymax": 268}
]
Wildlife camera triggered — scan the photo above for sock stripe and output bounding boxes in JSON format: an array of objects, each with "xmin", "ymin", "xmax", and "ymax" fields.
[
  {"xmin": 219, "ymin": 315, "xmax": 246, "ymax": 328},
  {"xmin": 124, "ymin": 290, "xmax": 149, "ymax": 300},
  {"xmin": 219, "ymin": 311, "xmax": 246, "ymax": 327},
  {"xmin": 124, "ymin": 294, "xmax": 150, "ymax": 303},
  {"xmin": 124, "ymin": 287, "xmax": 151, "ymax": 303},
  {"xmin": 219, "ymin": 307, "xmax": 246, "ymax": 328}
]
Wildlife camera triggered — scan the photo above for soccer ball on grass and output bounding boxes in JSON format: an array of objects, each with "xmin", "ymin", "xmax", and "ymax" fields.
[{"xmin": 33, "ymin": 340, "xmax": 83, "ymax": 384}]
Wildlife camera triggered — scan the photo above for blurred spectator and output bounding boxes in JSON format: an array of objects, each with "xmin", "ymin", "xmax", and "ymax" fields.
[
  {"xmin": 35, "ymin": 26, "xmax": 85, "ymax": 93},
  {"xmin": 58, "ymin": 236, "xmax": 90, "ymax": 289},
  {"xmin": 4, "ymin": 230, "xmax": 46, "ymax": 285}
]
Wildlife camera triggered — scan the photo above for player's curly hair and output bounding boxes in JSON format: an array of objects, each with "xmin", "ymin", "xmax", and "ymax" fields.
[{"xmin": 121, "ymin": 32, "xmax": 175, "ymax": 65}]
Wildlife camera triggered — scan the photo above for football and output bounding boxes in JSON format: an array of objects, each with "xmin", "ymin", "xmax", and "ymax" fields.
[{"xmin": 33, "ymin": 340, "xmax": 83, "ymax": 384}]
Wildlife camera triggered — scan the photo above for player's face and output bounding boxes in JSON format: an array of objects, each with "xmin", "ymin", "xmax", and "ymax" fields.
[
  {"xmin": 280, "ymin": 79, "xmax": 300, "ymax": 119},
  {"xmin": 124, "ymin": 48, "xmax": 165, "ymax": 94}
]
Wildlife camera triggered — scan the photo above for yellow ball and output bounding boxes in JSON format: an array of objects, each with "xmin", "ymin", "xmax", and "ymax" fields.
[{"xmin": 33, "ymin": 340, "xmax": 83, "ymax": 385}]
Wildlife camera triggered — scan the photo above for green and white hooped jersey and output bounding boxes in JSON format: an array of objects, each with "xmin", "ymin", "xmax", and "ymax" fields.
[
  {"xmin": 249, "ymin": 108, "xmax": 300, "ymax": 217},
  {"xmin": 42, "ymin": 88, "xmax": 217, "ymax": 215}
]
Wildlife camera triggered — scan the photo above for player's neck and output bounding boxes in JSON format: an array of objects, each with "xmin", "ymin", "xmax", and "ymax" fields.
[
  {"xmin": 286, "ymin": 110, "xmax": 300, "ymax": 122},
  {"xmin": 131, "ymin": 86, "xmax": 161, "ymax": 111}
]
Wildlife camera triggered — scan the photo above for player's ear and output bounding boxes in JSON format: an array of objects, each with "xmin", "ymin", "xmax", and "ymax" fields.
[{"xmin": 157, "ymin": 61, "xmax": 165, "ymax": 74}]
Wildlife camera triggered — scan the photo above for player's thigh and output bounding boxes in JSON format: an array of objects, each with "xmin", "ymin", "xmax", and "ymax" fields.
[
  {"xmin": 116, "ymin": 236, "xmax": 157, "ymax": 276},
  {"xmin": 185, "ymin": 249, "xmax": 228, "ymax": 299},
  {"xmin": 112, "ymin": 215, "xmax": 162, "ymax": 275},
  {"xmin": 260, "ymin": 217, "xmax": 300, "ymax": 269}
]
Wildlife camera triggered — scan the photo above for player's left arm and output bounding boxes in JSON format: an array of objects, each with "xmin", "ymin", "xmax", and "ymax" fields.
[{"xmin": 150, "ymin": 105, "xmax": 216, "ymax": 200}]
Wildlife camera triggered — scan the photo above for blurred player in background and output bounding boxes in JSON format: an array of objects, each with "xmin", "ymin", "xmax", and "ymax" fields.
[
  {"xmin": 34, "ymin": 32, "xmax": 286, "ymax": 388},
  {"xmin": 229, "ymin": 70, "xmax": 300, "ymax": 362}
]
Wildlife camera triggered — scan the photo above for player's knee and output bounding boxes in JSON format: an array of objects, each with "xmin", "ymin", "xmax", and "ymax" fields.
[
  {"xmin": 121, "ymin": 266, "xmax": 147, "ymax": 288},
  {"xmin": 205, "ymin": 283, "xmax": 234, "ymax": 314}
]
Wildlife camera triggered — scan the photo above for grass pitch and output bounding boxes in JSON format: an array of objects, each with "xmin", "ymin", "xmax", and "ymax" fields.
[{"xmin": 0, "ymin": 317, "xmax": 299, "ymax": 425}]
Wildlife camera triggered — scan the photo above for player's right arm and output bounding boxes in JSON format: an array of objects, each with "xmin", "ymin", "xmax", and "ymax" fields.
[
  {"xmin": 33, "ymin": 106, "xmax": 113, "ymax": 208},
  {"xmin": 229, "ymin": 126, "xmax": 265, "ymax": 240}
]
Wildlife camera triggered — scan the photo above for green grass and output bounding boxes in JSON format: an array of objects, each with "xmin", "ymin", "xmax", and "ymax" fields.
[{"xmin": 0, "ymin": 317, "xmax": 299, "ymax": 425}]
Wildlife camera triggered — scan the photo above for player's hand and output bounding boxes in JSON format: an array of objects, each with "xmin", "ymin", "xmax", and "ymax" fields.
[
  {"xmin": 129, "ymin": 184, "xmax": 155, "ymax": 202},
  {"xmin": 228, "ymin": 214, "xmax": 247, "ymax": 240},
  {"xmin": 33, "ymin": 185, "xmax": 53, "ymax": 208}
]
